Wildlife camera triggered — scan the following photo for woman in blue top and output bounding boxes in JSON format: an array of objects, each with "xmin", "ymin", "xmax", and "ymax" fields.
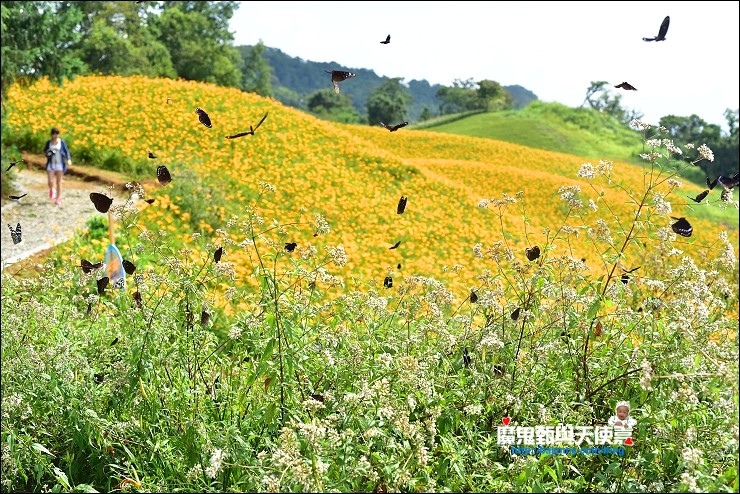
[{"xmin": 43, "ymin": 127, "xmax": 72, "ymax": 205}]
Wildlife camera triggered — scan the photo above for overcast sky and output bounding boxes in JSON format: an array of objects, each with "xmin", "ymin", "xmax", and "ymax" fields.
[{"xmin": 229, "ymin": 1, "xmax": 739, "ymax": 131}]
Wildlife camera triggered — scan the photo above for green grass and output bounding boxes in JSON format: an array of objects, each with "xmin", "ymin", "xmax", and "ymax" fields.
[{"xmin": 419, "ymin": 101, "xmax": 645, "ymax": 164}]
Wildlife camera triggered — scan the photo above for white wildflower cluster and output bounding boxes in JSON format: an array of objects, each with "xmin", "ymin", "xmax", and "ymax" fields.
[
  {"xmin": 646, "ymin": 138, "xmax": 662, "ymax": 148},
  {"xmin": 716, "ymin": 231, "xmax": 738, "ymax": 269},
  {"xmin": 558, "ymin": 185, "xmax": 583, "ymax": 208},
  {"xmin": 259, "ymin": 181, "xmax": 276, "ymax": 193},
  {"xmin": 663, "ymin": 139, "xmax": 683, "ymax": 155},
  {"xmin": 226, "ymin": 215, "xmax": 240, "ymax": 228},
  {"xmin": 697, "ymin": 144, "xmax": 714, "ymax": 162},
  {"xmin": 630, "ymin": 119, "xmax": 651, "ymax": 131},
  {"xmin": 300, "ymin": 244, "xmax": 318, "ymax": 260},
  {"xmin": 597, "ymin": 159, "xmax": 613, "ymax": 176},
  {"xmin": 681, "ymin": 447, "xmax": 704, "ymax": 468},
  {"xmin": 480, "ymin": 333, "xmax": 504, "ymax": 350},
  {"xmin": 378, "ymin": 353, "xmax": 393, "ymax": 367},
  {"xmin": 588, "ymin": 199, "xmax": 598, "ymax": 212},
  {"xmin": 477, "ymin": 193, "xmax": 517, "ymax": 209},
  {"xmin": 366, "ymin": 296, "xmax": 388, "ymax": 313},
  {"xmin": 464, "ymin": 404, "xmax": 483, "ymax": 415},
  {"xmin": 228, "ymin": 324, "xmax": 243, "ymax": 340},
  {"xmin": 640, "ymin": 359, "xmax": 653, "ymax": 390},
  {"xmin": 587, "ymin": 219, "xmax": 613, "ymax": 244},
  {"xmin": 205, "ymin": 448, "xmax": 226, "ymax": 479},
  {"xmin": 325, "ymin": 245, "xmax": 347, "ymax": 267},
  {"xmin": 639, "ymin": 151, "xmax": 662, "ymax": 162},
  {"xmin": 473, "ymin": 243, "xmax": 483, "ymax": 258},
  {"xmin": 560, "ymin": 225, "xmax": 581, "ymax": 237},
  {"xmin": 680, "ymin": 472, "xmax": 699, "ymax": 493},
  {"xmin": 652, "ymin": 192, "xmax": 672, "ymax": 215},
  {"xmin": 312, "ymin": 213, "xmax": 331, "ymax": 236},
  {"xmin": 577, "ymin": 162, "xmax": 595, "ymax": 179},
  {"xmin": 667, "ymin": 178, "xmax": 682, "ymax": 188},
  {"xmin": 261, "ymin": 474, "xmax": 281, "ymax": 493}
]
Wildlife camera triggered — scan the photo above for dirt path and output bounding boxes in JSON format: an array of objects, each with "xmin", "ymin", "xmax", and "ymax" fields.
[{"xmin": 1, "ymin": 153, "xmax": 132, "ymax": 271}]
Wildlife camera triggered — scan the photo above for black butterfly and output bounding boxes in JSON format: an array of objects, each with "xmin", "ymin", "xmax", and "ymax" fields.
[
  {"xmin": 310, "ymin": 393, "xmax": 325, "ymax": 403},
  {"xmin": 9, "ymin": 193, "xmax": 27, "ymax": 200},
  {"xmin": 8, "ymin": 223, "xmax": 21, "ymax": 244},
  {"xmin": 148, "ymin": 151, "xmax": 157, "ymax": 159},
  {"xmin": 397, "ymin": 196, "xmax": 407, "ymax": 214},
  {"xmin": 462, "ymin": 347, "xmax": 471, "ymax": 367},
  {"xmin": 133, "ymin": 291, "xmax": 143, "ymax": 308},
  {"xmin": 90, "ymin": 192, "xmax": 113, "ymax": 213},
  {"xmin": 144, "ymin": 198, "xmax": 155, "ymax": 204},
  {"xmin": 113, "ymin": 278, "xmax": 125, "ymax": 290},
  {"xmin": 383, "ymin": 275, "xmax": 393, "ymax": 288},
  {"xmin": 200, "ymin": 310, "xmax": 211, "ymax": 326},
  {"xmin": 511, "ymin": 307, "xmax": 521, "ymax": 321},
  {"xmin": 122, "ymin": 259, "xmax": 136, "ymax": 275},
  {"xmin": 80, "ymin": 259, "xmax": 104, "ymax": 274},
  {"xmin": 5, "ymin": 159, "xmax": 24, "ymax": 172},
  {"xmin": 469, "ymin": 290, "xmax": 478, "ymax": 303},
  {"xmin": 285, "ymin": 242, "xmax": 297, "ymax": 253},
  {"xmin": 670, "ymin": 217, "xmax": 693, "ymax": 237},
  {"xmin": 195, "ymin": 107, "xmax": 212, "ymax": 128},
  {"xmin": 389, "ymin": 240, "xmax": 401, "ymax": 250},
  {"xmin": 614, "ymin": 82, "xmax": 637, "ymax": 91},
  {"xmin": 380, "ymin": 34, "xmax": 391, "ymax": 44},
  {"xmin": 706, "ymin": 176, "xmax": 718, "ymax": 190},
  {"xmin": 381, "ymin": 122, "xmax": 409, "ymax": 132},
  {"xmin": 225, "ymin": 112, "xmax": 269, "ymax": 139},
  {"xmin": 525, "ymin": 246, "xmax": 540, "ymax": 261},
  {"xmin": 687, "ymin": 190, "xmax": 709, "ymax": 203},
  {"xmin": 643, "ymin": 15, "xmax": 670, "ymax": 42},
  {"xmin": 397, "ymin": 263, "xmax": 401, "ymax": 269},
  {"xmin": 620, "ymin": 266, "xmax": 639, "ymax": 284},
  {"xmin": 156, "ymin": 165, "xmax": 172, "ymax": 186},
  {"xmin": 97, "ymin": 276, "xmax": 110, "ymax": 295},
  {"xmin": 110, "ymin": 337, "xmax": 119, "ymax": 346},
  {"xmin": 718, "ymin": 173, "xmax": 740, "ymax": 190},
  {"xmin": 492, "ymin": 364, "xmax": 505, "ymax": 377},
  {"xmin": 214, "ymin": 246, "xmax": 223, "ymax": 263},
  {"xmin": 325, "ymin": 70, "xmax": 356, "ymax": 93}
]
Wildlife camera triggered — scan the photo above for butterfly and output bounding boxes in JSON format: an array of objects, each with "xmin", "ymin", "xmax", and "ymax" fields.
[
  {"xmin": 687, "ymin": 190, "xmax": 709, "ymax": 203},
  {"xmin": 310, "ymin": 393, "xmax": 325, "ymax": 403},
  {"xmin": 620, "ymin": 265, "xmax": 640, "ymax": 284},
  {"xmin": 195, "ymin": 107, "xmax": 212, "ymax": 128},
  {"xmin": 200, "ymin": 310, "xmax": 211, "ymax": 326},
  {"xmin": 113, "ymin": 278, "xmax": 125, "ymax": 290},
  {"xmin": 380, "ymin": 34, "xmax": 391, "ymax": 44},
  {"xmin": 110, "ymin": 337, "xmax": 119, "ymax": 346},
  {"xmin": 511, "ymin": 307, "xmax": 521, "ymax": 321},
  {"xmin": 148, "ymin": 151, "xmax": 157, "ymax": 159},
  {"xmin": 492, "ymin": 364, "xmax": 505, "ymax": 377},
  {"xmin": 462, "ymin": 347, "xmax": 471, "ymax": 367},
  {"xmin": 718, "ymin": 173, "xmax": 740, "ymax": 190},
  {"xmin": 614, "ymin": 82, "xmax": 637, "ymax": 91},
  {"xmin": 122, "ymin": 259, "xmax": 136, "ymax": 275},
  {"xmin": 97, "ymin": 276, "xmax": 110, "ymax": 295},
  {"xmin": 397, "ymin": 196, "xmax": 407, "ymax": 214},
  {"xmin": 80, "ymin": 259, "xmax": 104, "ymax": 274},
  {"xmin": 9, "ymin": 193, "xmax": 27, "ymax": 200},
  {"xmin": 89, "ymin": 192, "xmax": 113, "ymax": 213},
  {"xmin": 325, "ymin": 70, "xmax": 356, "ymax": 94},
  {"xmin": 133, "ymin": 291, "xmax": 143, "ymax": 308},
  {"xmin": 397, "ymin": 263, "xmax": 401, "ymax": 269},
  {"xmin": 285, "ymin": 242, "xmax": 297, "ymax": 253},
  {"xmin": 214, "ymin": 246, "xmax": 223, "ymax": 263},
  {"xmin": 7, "ymin": 223, "xmax": 21, "ymax": 244},
  {"xmin": 469, "ymin": 290, "xmax": 478, "ymax": 303},
  {"xmin": 156, "ymin": 165, "xmax": 172, "ymax": 185},
  {"xmin": 670, "ymin": 217, "xmax": 693, "ymax": 237},
  {"xmin": 389, "ymin": 240, "xmax": 401, "ymax": 250},
  {"xmin": 5, "ymin": 159, "xmax": 24, "ymax": 172},
  {"xmin": 144, "ymin": 198, "xmax": 155, "ymax": 204},
  {"xmin": 643, "ymin": 15, "xmax": 670, "ymax": 42},
  {"xmin": 381, "ymin": 122, "xmax": 409, "ymax": 132},
  {"xmin": 525, "ymin": 246, "xmax": 540, "ymax": 261},
  {"xmin": 706, "ymin": 176, "xmax": 718, "ymax": 190},
  {"xmin": 383, "ymin": 275, "xmax": 393, "ymax": 288},
  {"xmin": 166, "ymin": 97, "xmax": 173, "ymax": 104},
  {"xmin": 225, "ymin": 112, "xmax": 269, "ymax": 139},
  {"xmin": 594, "ymin": 320, "xmax": 603, "ymax": 337}
]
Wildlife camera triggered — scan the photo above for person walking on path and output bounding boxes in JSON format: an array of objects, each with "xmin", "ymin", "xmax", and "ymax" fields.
[{"xmin": 43, "ymin": 127, "xmax": 72, "ymax": 206}]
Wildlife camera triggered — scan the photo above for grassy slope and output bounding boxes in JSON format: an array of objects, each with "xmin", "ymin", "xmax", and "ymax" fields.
[{"xmin": 4, "ymin": 76, "xmax": 737, "ymax": 294}]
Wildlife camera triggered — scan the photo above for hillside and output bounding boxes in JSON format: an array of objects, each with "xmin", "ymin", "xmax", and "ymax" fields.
[
  {"xmin": 2, "ymin": 75, "xmax": 737, "ymax": 295},
  {"xmin": 239, "ymin": 45, "xmax": 538, "ymax": 120}
]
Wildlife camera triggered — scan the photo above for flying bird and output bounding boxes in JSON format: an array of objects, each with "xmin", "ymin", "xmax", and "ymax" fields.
[
  {"xmin": 225, "ymin": 112, "xmax": 269, "ymax": 139},
  {"xmin": 389, "ymin": 240, "xmax": 401, "ymax": 250},
  {"xmin": 643, "ymin": 16, "xmax": 670, "ymax": 42},
  {"xmin": 615, "ymin": 82, "xmax": 637, "ymax": 91},
  {"xmin": 195, "ymin": 107, "xmax": 212, "ymax": 128},
  {"xmin": 9, "ymin": 193, "xmax": 27, "ymax": 200},
  {"xmin": 325, "ymin": 70, "xmax": 356, "ymax": 94},
  {"xmin": 687, "ymin": 190, "xmax": 709, "ymax": 203},
  {"xmin": 5, "ymin": 159, "xmax": 24, "ymax": 172},
  {"xmin": 381, "ymin": 121, "xmax": 409, "ymax": 132},
  {"xmin": 380, "ymin": 34, "xmax": 391, "ymax": 44}
]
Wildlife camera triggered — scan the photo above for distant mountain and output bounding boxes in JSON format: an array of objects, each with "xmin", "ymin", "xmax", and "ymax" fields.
[{"xmin": 238, "ymin": 45, "xmax": 538, "ymax": 121}]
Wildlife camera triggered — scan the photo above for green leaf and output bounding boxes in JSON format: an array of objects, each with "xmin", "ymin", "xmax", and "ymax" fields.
[{"xmin": 32, "ymin": 442, "xmax": 55, "ymax": 457}]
